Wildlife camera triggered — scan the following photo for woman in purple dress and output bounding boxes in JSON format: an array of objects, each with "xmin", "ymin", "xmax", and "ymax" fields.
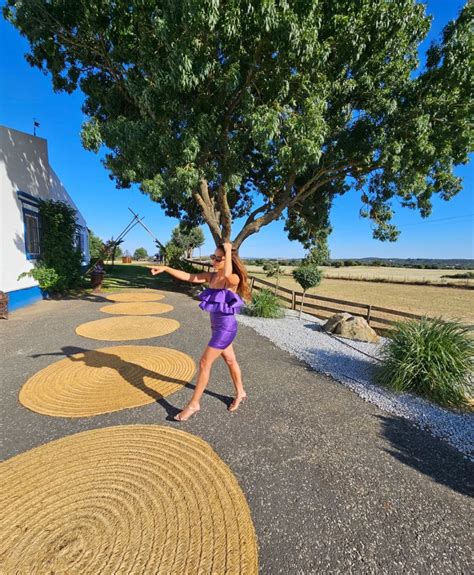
[{"xmin": 150, "ymin": 242, "xmax": 251, "ymax": 421}]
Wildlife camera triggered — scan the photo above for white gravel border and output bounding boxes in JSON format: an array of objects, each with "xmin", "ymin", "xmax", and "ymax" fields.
[{"xmin": 238, "ymin": 309, "xmax": 474, "ymax": 460}]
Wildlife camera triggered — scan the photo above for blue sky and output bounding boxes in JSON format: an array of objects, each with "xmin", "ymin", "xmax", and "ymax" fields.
[{"xmin": 1, "ymin": 1, "xmax": 472, "ymax": 260}]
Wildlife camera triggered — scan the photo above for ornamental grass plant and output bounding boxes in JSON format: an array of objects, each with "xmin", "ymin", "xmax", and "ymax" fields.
[
  {"xmin": 244, "ymin": 289, "xmax": 285, "ymax": 319},
  {"xmin": 375, "ymin": 316, "xmax": 474, "ymax": 409}
]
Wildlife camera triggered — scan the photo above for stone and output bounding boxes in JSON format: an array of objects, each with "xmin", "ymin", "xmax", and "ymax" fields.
[
  {"xmin": 189, "ymin": 285, "xmax": 206, "ymax": 298},
  {"xmin": 323, "ymin": 312, "xmax": 380, "ymax": 343}
]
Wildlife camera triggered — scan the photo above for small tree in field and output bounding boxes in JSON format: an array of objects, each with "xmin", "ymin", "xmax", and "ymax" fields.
[
  {"xmin": 293, "ymin": 264, "xmax": 323, "ymax": 319},
  {"xmin": 263, "ymin": 261, "xmax": 284, "ymax": 294},
  {"xmin": 133, "ymin": 247, "xmax": 149, "ymax": 261}
]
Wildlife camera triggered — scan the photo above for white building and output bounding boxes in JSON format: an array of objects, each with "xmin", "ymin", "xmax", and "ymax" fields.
[{"xmin": 0, "ymin": 125, "xmax": 90, "ymax": 311}]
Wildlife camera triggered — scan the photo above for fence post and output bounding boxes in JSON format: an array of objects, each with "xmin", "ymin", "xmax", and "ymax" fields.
[
  {"xmin": 250, "ymin": 277, "xmax": 255, "ymax": 296},
  {"xmin": 291, "ymin": 290, "xmax": 296, "ymax": 310},
  {"xmin": 366, "ymin": 304, "xmax": 372, "ymax": 324}
]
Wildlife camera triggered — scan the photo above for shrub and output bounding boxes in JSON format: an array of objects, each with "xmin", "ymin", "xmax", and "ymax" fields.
[
  {"xmin": 19, "ymin": 263, "xmax": 60, "ymax": 291},
  {"xmin": 374, "ymin": 317, "xmax": 474, "ymax": 409},
  {"xmin": 245, "ymin": 289, "xmax": 284, "ymax": 318}
]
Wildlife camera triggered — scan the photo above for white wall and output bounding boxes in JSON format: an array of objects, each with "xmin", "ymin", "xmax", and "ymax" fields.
[{"xmin": 0, "ymin": 125, "xmax": 89, "ymax": 293}]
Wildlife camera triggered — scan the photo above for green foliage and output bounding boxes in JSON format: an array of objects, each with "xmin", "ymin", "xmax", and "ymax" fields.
[
  {"xmin": 18, "ymin": 264, "xmax": 59, "ymax": 291},
  {"xmin": 375, "ymin": 317, "xmax": 474, "ymax": 409},
  {"xmin": 133, "ymin": 247, "xmax": 149, "ymax": 260},
  {"xmin": 292, "ymin": 264, "xmax": 323, "ymax": 292},
  {"xmin": 88, "ymin": 229, "xmax": 104, "ymax": 259},
  {"xmin": 442, "ymin": 271, "xmax": 474, "ymax": 279},
  {"xmin": 5, "ymin": 1, "xmax": 473, "ymax": 249},
  {"xmin": 27, "ymin": 200, "xmax": 83, "ymax": 292},
  {"xmin": 163, "ymin": 242, "xmax": 185, "ymax": 266},
  {"xmin": 263, "ymin": 261, "xmax": 282, "ymax": 277},
  {"xmin": 305, "ymin": 244, "xmax": 330, "ymax": 266},
  {"xmin": 160, "ymin": 241, "xmax": 197, "ymax": 274},
  {"xmin": 170, "ymin": 223, "xmax": 205, "ymax": 257},
  {"xmin": 245, "ymin": 289, "xmax": 284, "ymax": 319}
]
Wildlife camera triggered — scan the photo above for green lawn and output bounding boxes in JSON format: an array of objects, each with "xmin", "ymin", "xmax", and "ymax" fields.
[{"xmin": 90, "ymin": 263, "xmax": 173, "ymax": 292}]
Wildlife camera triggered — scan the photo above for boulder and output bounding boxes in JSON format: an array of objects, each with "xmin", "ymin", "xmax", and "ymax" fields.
[
  {"xmin": 323, "ymin": 312, "xmax": 380, "ymax": 343},
  {"xmin": 189, "ymin": 285, "xmax": 206, "ymax": 298}
]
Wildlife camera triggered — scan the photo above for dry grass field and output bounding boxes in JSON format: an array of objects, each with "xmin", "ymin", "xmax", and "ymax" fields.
[
  {"xmin": 249, "ymin": 272, "xmax": 474, "ymax": 325},
  {"xmin": 245, "ymin": 265, "xmax": 474, "ymax": 286},
  {"xmin": 121, "ymin": 261, "xmax": 474, "ymax": 326}
]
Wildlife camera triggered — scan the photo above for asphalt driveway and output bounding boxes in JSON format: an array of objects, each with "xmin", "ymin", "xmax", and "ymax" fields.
[{"xmin": 1, "ymin": 285, "xmax": 472, "ymax": 574}]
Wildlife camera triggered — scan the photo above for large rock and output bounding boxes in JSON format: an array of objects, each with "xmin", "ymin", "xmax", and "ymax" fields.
[
  {"xmin": 189, "ymin": 285, "xmax": 206, "ymax": 298},
  {"xmin": 323, "ymin": 312, "xmax": 380, "ymax": 343}
]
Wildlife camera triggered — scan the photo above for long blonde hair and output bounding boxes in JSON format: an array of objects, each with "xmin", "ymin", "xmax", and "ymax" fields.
[{"xmin": 218, "ymin": 245, "xmax": 251, "ymax": 301}]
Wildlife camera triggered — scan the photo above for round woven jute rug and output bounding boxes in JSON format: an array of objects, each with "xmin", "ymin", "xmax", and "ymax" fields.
[
  {"xmin": 76, "ymin": 316, "xmax": 180, "ymax": 341},
  {"xmin": 106, "ymin": 291, "xmax": 165, "ymax": 302},
  {"xmin": 100, "ymin": 302, "xmax": 174, "ymax": 315},
  {"xmin": 19, "ymin": 346, "xmax": 195, "ymax": 417},
  {"xmin": 0, "ymin": 425, "xmax": 259, "ymax": 574}
]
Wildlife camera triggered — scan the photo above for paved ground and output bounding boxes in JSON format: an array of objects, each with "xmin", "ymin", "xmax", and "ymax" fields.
[{"xmin": 1, "ymin": 283, "xmax": 473, "ymax": 574}]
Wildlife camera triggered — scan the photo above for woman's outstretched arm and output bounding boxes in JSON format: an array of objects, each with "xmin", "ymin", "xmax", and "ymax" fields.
[{"xmin": 149, "ymin": 265, "xmax": 211, "ymax": 284}]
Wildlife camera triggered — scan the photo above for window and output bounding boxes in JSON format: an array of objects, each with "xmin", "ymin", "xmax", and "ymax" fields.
[
  {"xmin": 23, "ymin": 208, "xmax": 41, "ymax": 259},
  {"xmin": 75, "ymin": 227, "xmax": 86, "ymax": 257},
  {"xmin": 17, "ymin": 191, "xmax": 41, "ymax": 260}
]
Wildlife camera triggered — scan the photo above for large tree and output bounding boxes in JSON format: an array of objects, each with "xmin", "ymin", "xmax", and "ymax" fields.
[{"xmin": 5, "ymin": 1, "xmax": 472, "ymax": 251}]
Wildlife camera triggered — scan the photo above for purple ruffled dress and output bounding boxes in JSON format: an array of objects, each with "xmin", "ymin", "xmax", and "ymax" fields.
[{"xmin": 198, "ymin": 287, "xmax": 244, "ymax": 349}]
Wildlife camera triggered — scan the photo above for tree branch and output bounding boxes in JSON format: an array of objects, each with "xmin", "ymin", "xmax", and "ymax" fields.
[
  {"xmin": 233, "ymin": 172, "xmax": 296, "ymax": 248},
  {"xmin": 217, "ymin": 184, "xmax": 232, "ymax": 240},
  {"xmin": 193, "ymin": 179, "xmax": 222, "ymax": 244}
]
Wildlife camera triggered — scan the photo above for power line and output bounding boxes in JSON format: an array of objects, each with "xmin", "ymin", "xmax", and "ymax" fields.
[
  {"xmin": 334, "ymin": 213, "xmax": 474, "ymax": 234},
  {"xmin": 398, "ymin": 213, "xmax": 474, "ymax": 227}
]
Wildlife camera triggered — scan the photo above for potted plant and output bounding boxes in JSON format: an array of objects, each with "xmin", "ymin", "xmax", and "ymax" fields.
[{"xmin": 90, "ymin": 259, "xmax": 106, "ymax": 290}]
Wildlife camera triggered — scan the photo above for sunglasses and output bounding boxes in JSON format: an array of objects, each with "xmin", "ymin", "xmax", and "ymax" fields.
[{"xmin": 210, "ymin": 255, "xmax": 224, "ymax": 262}]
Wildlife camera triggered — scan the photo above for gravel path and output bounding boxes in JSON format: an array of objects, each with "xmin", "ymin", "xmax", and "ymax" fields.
[{"xmin": 238, "ymin": 309, "xmax": 474, "ymax": 460}]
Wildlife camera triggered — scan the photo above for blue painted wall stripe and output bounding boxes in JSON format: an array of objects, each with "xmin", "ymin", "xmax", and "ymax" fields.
[{"xmin": 7, "ymin": 286, "xmax": 43, "ymax": 312}]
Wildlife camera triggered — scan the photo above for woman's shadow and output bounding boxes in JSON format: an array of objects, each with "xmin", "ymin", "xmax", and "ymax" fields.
[{"xmin": 31, "ymin": 346, "xmax": 232, "ymax": 419}]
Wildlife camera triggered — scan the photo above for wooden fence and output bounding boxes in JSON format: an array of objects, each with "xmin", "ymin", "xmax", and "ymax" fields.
[{"xmin": 184, "ymin": 259, "xmax": 468, "ymax": 333}]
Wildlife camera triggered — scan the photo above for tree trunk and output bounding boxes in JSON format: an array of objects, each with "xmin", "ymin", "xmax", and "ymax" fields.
[{"xmin": 299, "ymin": 290, "xmax": 306, "ymax": 319}]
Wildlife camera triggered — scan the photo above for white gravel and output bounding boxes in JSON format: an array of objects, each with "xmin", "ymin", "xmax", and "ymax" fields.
[{"xmin": 238, "ymin": 309, "xmax": 474, "ymax": 460}]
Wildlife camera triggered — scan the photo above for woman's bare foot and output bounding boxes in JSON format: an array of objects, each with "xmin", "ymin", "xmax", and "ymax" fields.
[
  {"xmin": 228, "ymin": 394, "xmax": 247, "ymax": 412},
  {"xmin": 174, "ymin": 403, "xmax": 200, "ymax": 421}
]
